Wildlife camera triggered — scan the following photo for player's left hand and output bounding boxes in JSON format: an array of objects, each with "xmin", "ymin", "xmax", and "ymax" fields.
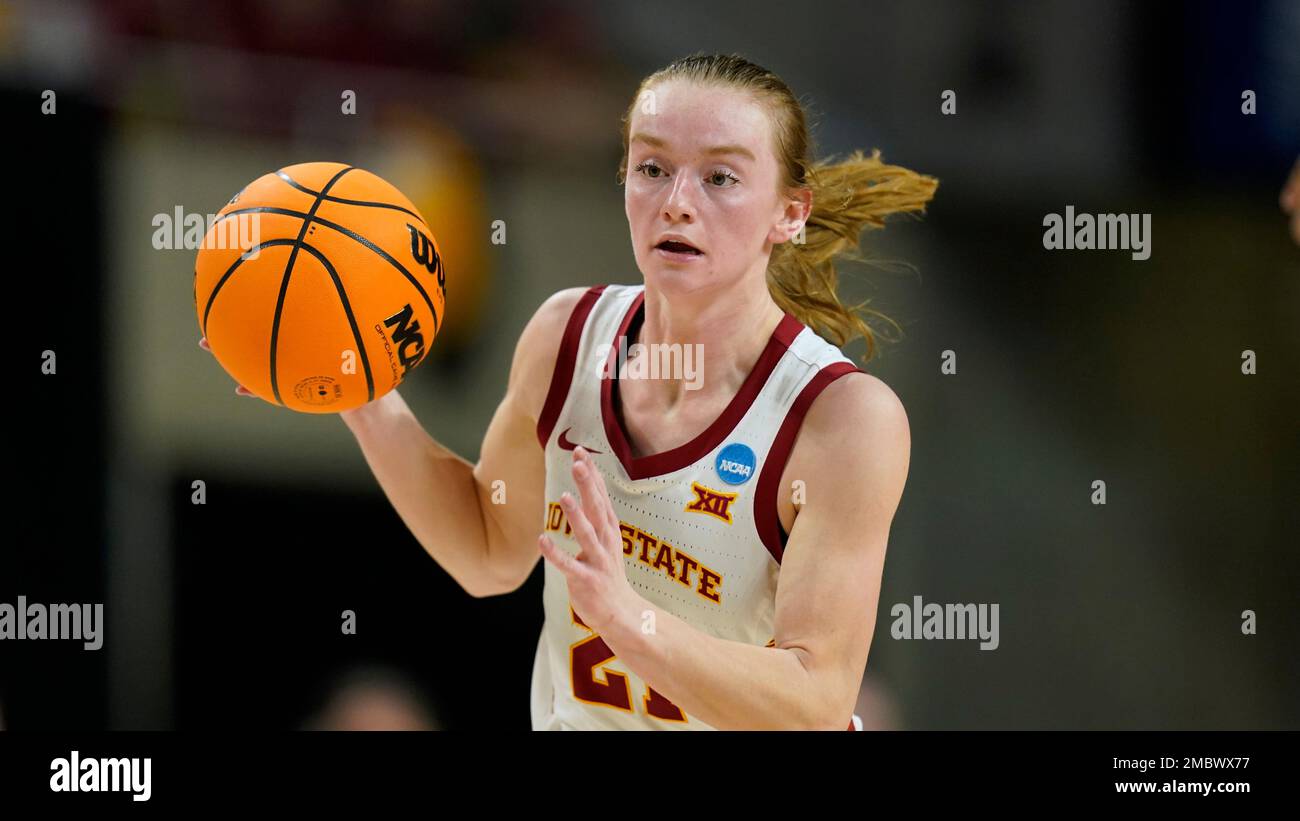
[{"xmin": 538, "ymin": 446, "xmax": 643, "ymax": 636}]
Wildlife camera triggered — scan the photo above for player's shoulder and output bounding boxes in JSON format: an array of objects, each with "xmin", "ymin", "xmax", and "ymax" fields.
[
  {"xmin": 511, "ymin": 285, "xmax": 603, "ymax": 413},
  {"xmin": 534, "ymin": 285, "xmax": 597, "ymax": 327},
  {"xmin": 527, "ymin": 282, "xmax": 640, "ymax": 330},
  {"xmin": 791, "ymin": 367, "xmax": 911, "ymax": 482},
  {"xmin": 519, "ymin": 285, "xmax": 602, "ymax": 363},
  {"xmin": 812, "ymin": 369, "xmax": 908, "ymax": 432}
]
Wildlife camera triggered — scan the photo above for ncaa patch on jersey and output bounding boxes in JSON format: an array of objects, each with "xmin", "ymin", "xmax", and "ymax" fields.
[{"xmin": 715, "ymin": 442, "xmax": 757, "ymax": 485}]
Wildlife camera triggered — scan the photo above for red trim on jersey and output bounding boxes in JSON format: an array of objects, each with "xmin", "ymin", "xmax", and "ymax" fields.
[
  {"xmin": 600, "ymin": 289, "xmax": 804, "ymax": 480},
  {"xmin": 754, "ymin": 360, "xmax": 863, "ymax": 564},
  {"xmin": 536, "ymin": 285, "xmax": 607, "ymax": 449}
]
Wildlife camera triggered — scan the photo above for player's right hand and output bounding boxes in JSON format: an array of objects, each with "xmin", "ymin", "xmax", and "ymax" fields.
[{"xmin": 198, "ymin": 336, "xmax": 256, "ymax": 397}]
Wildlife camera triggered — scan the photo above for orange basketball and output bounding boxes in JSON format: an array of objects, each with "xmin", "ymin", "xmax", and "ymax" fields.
[{"xmin": 194, "ymin": 162, "xmax": 447, "ymax": 413}]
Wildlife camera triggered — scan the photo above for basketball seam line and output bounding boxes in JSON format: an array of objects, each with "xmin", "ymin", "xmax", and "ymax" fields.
[
  {"xmin": 216, "ymin": 206, "xmax": 441, "ymax": 337},
  {"xmin": 202, "ymin": 236, "xmax": 376, "ymax": 405},
  {"xmin": 201, "ymin": 239, "xmax": 296, "ymax": 337},
  {"xmin": 269, "ymin": 166, "xmax": 355, "ymax": 406},
  {"xmin": 276, "ymin": 171, "xmax": 428, "ymax": 226},
  {"xmin": 293, "ymin": 241, "xmax": 377, "ymax": 404}
]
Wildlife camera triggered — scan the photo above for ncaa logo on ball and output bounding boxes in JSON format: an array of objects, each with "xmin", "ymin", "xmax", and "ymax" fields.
[{"xmin": 715, "ymin": 443, "xmax": 756, "ymax": 485}]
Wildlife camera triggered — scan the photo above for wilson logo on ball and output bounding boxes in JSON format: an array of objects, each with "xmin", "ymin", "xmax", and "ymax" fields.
[
  {"xmin": 406, "ymin": 223, "xmax": 445, "ymax": 288},
  {"xmin": 383, "ymin": 303, "xmax": 426, "ymax": 378}
]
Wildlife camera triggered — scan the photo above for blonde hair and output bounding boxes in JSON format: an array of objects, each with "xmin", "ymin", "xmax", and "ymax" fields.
[{"xmin": 617, "ymin": 53, "xmax": 938, "ymax": 363}]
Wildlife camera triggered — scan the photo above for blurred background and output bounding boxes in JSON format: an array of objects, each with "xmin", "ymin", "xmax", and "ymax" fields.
[{"xmin": 2, "ymin": 0, "xmax": 1296, "ymax": 730}]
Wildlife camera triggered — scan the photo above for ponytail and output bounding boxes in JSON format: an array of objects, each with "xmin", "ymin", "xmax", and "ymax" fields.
[{"xmin": 767, "ymin": 149, "xmax": 938, "ymax": 363}]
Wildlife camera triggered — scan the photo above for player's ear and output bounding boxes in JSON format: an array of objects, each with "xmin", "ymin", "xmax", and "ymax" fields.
[{"xmin": 769, "ymin": 187, "xmax": 812, "ymax": 245}]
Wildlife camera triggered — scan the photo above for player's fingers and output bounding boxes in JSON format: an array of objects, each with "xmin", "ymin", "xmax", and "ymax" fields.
[
  {"xmin": 559, "ymin": 492, "xmax": 603, "ymax": 567},
  {"xmin": 574, "ymin": 448, "xmax": 620, "ymax": 539},
  {"xmin": 538, "ymin": 533, "xmax": 590, "ymax": 581},
  {"xmin": 538, "ymin": 534, "xmax": 571, "ymax": 573},
  {"xmin": 584, "ymin": 452, "xmax": 622, "ymax": 535},
  {"xmin": 201, "ymin": 336, "xmax": 253, "ymax": 398},
  {"xmin": 571, "ymin": 454, "xmax": 613, "ymax": 544}
]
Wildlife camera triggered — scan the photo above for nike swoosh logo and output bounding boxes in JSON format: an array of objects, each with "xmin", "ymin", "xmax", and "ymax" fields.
[{"xmin": 558, "ymin": 427, "xmax": 602, "ymax": 454}]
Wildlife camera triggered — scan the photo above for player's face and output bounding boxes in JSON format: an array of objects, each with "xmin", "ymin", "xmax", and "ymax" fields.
[{"xmin": 624, "ymin": 80, "xmax": 794, "ymax": 294}]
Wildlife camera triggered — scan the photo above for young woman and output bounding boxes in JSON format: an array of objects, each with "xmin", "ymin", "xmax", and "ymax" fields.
[{"xmin": 207, "ymin": 54, "xmax": 936, "ymax": 730}]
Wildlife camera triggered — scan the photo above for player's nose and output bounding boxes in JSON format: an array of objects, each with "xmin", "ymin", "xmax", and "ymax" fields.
[{"xmin": 662, "ymin": 174, "xmax": 697, "ymax": 222}]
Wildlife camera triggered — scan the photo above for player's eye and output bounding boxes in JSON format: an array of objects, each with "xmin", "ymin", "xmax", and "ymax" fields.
[
  {"xmin": 707, "ymin": 169, "xmax": 740, "ymax": 187},
  {"xmin": 634, "ymin": 161, "xmax": 666, "ymax": 179}
]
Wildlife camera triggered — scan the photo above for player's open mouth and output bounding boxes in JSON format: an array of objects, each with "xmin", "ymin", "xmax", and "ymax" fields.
[{"xmin": 654, "ymin": 238, "xmax": 704, "ymax": 260}]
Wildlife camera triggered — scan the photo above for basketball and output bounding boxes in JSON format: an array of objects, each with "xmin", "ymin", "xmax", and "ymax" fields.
[{"xmin": 194, "ymin": 162, "xmax": 447, "ymax": 413}]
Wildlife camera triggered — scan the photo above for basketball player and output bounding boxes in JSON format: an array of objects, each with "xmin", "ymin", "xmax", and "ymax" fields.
[{"xmin": 204, "ymin": 54, "xmax": 936, "ymax": 729}]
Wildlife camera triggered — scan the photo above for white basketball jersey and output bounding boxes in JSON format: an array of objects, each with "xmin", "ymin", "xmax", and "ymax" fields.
[{"xmin": 531, "ymin": 283, "xmax": 864, "ymax": 730}]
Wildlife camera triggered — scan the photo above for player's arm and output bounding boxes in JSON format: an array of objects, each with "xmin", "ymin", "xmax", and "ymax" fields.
[
  {"xmin": 470, "ymin": 287, "xmax": 590, "ymax": 594},
  {"xmin": 601, "ymin": 373, "xmax": 910, "ymax": 729},
  {"xmin": 341, "ymin": 287, "xmax": 587, "ymax": 598}
]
